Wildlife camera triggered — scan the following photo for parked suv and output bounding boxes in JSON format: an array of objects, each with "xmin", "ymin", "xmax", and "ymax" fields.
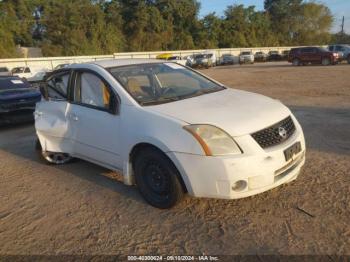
[
  {"xmin": 239, "ymin": 51, "xmax": 254, "ymax": 64},
  {"xmin": 328, "ymin": 44, "xmax": 350, "ymax": 64},
  {"xmin": 288, "ymin": 47, "xmax": 339, "ymax": 66},
  {"xmin": 254, "ymin": 52, "xmax": 267, "ymax": 62}
]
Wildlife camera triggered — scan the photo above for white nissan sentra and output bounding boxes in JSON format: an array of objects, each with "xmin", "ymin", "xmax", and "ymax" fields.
[{"xmin": 35, "ymin": 59, "xmax": 305, "ymax": 208}]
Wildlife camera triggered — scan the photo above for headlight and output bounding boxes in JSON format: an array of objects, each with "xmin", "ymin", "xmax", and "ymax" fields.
[{"xmin": 183, "ymin": 125, "xmax": 242, "ymax": 156}]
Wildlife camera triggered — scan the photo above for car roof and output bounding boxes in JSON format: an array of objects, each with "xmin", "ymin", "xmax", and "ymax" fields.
[{"xmin": 89, "ymin": 59, "xmax": 162, "ymax": 68}]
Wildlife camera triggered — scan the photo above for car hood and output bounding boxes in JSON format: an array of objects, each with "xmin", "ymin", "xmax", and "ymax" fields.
[
  {"xmin": 0, "ymin": 88, "xmax": 41, "ymax": 102},
  {"xmin": 147, "ymin": 89, "xmax": 291, "ymax": 137}
]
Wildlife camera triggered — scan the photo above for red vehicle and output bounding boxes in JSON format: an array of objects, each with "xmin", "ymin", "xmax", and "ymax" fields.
[{"xmin": 288, "ymin": 47, "xmax": 339, "ymax": 66}]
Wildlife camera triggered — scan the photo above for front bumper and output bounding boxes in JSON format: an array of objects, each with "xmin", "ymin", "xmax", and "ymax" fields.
[
  {"xmin": 167, "ymin": 122, "xmax": 305, "ymax": 199},
  {"xmin": 239, "ymin": 57, "xmax": 254, "ymax": 63}
]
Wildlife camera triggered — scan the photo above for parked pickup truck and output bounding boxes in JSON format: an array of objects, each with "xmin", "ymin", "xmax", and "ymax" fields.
[
  {"xmin": 0, "ymin": 76, "xmax": 41, "ymax": 125},
  {"xmin": 288, "ymin": 47, "xmax": 339, "ymax": 66}
]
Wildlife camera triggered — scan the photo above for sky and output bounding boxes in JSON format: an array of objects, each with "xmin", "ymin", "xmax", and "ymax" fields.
[{"xmin": 198, "ymin": 0, "xmax": 350, "ymax": 33}]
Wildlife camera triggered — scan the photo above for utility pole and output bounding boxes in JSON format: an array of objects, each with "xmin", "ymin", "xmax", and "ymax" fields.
[{"xmin": 341, "ymin": 16, "xmax": 344, "ymax": 35}]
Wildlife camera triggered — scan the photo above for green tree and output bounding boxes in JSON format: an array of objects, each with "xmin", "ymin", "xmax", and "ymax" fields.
[
  {"xmin": 293, "ymin": 2, "xmax": 333, "ymax": 45},
  {"xmin": 0, "ymin": 1, "xmax": 19, "ymax": 58},
  {"xmin": 264, "ymin": 0, "xmax": 303, "ymax": 45}
]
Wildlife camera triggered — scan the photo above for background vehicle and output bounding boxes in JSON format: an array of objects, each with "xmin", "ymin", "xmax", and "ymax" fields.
[
  {"xmin": 190, "ymin": 53, "xmax": 213, "ymax": 68},
  {"xmin": 165, "ymin": 56, "xmax": 187, "ymax": 66},
  {"xmin": 288, "ymin": 47, "xmax": 338, "ymax": 66},
  {"xmin": 281, "ymin": 50, "xmax": 290, "ymax": 61},
  {"xmin": 27, "ymin": 71, "xmax": 48, "ymax": 83},
  {"xmin": 202, "ymin": 51, "xmax": 217, "ymax": 66},
  {"xmin": 54, "ymin": 63, "xmax": 70, "ymax": 70},
  {"xmin": 35, "ymin": 59, "xmax": 305, "ymax": 208},
  {"xmin": 0, "ymin": 76, "xmax": 41, "ymax": 125},
  {"xmin": 328, "ymin": 44, "xmax": 350, "ymax": 64},
  {"xmin": 156, "ymin": 53, "xmax": 173, "ymax": 60},
  {"xmin": 0, "ymin": 67, "xmax": 11, "ymax": 76},
  {"xmin": 239, "ymin": 51, "xmax": 254, "ymax": 64},
  {"xmin": 11, "ymin": 67, "xmax": 34, "ymax": 79},
  {"xmin": 254, "ymin": 51, "xmax": 267, "ymax": 62},
  {"xmin": 220, "ymin": 54, "xmax": 236, "ymax": 65},
  {"xmin": 267, "ymin": 51, "xmax": 282, "ymax": 61}
]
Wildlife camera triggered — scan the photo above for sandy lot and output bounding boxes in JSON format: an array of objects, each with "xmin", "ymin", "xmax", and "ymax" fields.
[{"xmin": 0, "ymin": 62, "xmax": 349, "ymax": 256}]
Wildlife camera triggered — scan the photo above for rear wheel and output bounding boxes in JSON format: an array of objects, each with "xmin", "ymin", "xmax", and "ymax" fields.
[
  {"xmin": 292, "ymin": 58, "xmax": 300, "ymax": 66},
  {"xmin": 322, "ymin": 57, "xmax": 330, "ymax": 66},
  {"xmin": 133, "ymin": 147, "xmax": 184, "ymax": 209}
]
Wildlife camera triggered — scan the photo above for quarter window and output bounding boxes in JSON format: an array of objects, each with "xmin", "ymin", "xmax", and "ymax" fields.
[{"xmin": 74, "ymin": 72, "xmax": 111, "ymax": 110}]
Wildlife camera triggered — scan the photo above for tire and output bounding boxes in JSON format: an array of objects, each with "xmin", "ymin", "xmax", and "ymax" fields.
[
  {"xmin": 133, "ymin": 147, "xmax": 184, "ymax": 209},
  {"xmin": 35, "ymin": 138, "xmax": 73, "ymax": 165},
  {"xmin": 322, "ymin": 57, "xmax": 330, "ymax": 66},
  {"xmin": 292, "ymin": 58, "xmax": 300, "ymax": 66},
  {"xmin": 347, "ymin": 56, "xmax": 350, "ymax": 64}
]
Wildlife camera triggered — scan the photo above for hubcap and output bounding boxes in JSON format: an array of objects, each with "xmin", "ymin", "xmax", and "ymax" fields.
[{"xmin": 42, "ymin": 151, "xmax": 72, "ymax": 164}]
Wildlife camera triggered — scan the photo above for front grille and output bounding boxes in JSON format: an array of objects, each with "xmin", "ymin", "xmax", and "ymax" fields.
[{"xmin": 251, "ymin": 116, "xmax": 296, "ymax": 149}]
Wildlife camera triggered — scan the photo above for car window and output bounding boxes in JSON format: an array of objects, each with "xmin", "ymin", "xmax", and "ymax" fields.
[
  {"xmin": 74, "ymin": 72, "xmax": 111, "ymax": 110},
  {"xmin": 24, "ymin": 67, "xmax": 31, "ymax": 73},
  {"xmin": 109, "ymin": 63, "xmax": 224, "ymax": 106},
  {"xmin": 301, "ymin": 48, "xmax": 314, "ymax": 53},
  {"xmin": 47, "ymin": 72, "xmax": 70, "ymax": 100}
]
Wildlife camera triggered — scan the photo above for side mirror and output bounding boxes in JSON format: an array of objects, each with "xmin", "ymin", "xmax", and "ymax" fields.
[
  {"xmin": 39, "ymin": 83, "xmax": 49, "ymax": 100},
  {"xmin": 109, "ymin": 93, "xmax": 119, "ymax": 115}
]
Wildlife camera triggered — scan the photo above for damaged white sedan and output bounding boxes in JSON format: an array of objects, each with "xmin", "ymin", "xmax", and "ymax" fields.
[{"xmin": 35, "ymin": 59, "xmax": 305, "ymax": 208}]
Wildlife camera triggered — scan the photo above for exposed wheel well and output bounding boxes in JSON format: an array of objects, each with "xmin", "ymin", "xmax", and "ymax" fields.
[{"xmin": 129, "ymin": 143, "xmax": 188, "ymax": 193}]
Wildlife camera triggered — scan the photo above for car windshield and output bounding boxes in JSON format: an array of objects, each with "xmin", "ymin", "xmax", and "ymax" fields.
[
  {"xmin": 241, "ymin": 52, "xmax": 251, "ymax": 55},
  {"xmin": 0, "ymin": 67, "xmax": 9, "ymax": 72},
  {"xmin": 108, "ymin": 63, "xmax": 225, "ymax": 106}
]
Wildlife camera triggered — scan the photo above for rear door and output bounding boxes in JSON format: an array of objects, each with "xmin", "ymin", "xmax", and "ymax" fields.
[
  {"xmin": 35, "ymin": 70, "xmax": 74, "ymax": 153},
  {"xmin": 67, "ymin": 69, "xmax": 122, "ymax": 169}
]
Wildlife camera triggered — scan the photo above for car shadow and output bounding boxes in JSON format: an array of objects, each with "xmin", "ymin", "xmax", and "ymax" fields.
[{"xmin": 0, "ymin": 122, "xmax": 146, "ymax": 205}]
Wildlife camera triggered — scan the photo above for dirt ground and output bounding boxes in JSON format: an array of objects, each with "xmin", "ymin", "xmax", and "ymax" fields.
[{"xmin": 0, "ymin": 62, "xmax": 349, "ymax": 256}]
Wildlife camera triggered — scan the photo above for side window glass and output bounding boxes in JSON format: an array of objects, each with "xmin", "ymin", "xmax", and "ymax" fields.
[
  {"xmin": 47, "ymin": 72, "xmax": 69, "ymax": 100},
  {"xmin": 75, "ymin": 72, "xmax": 111, "ymax": 110},
  {"xmin": 24, "ymin": 67, "xmax": 31, "ymax": 73}
]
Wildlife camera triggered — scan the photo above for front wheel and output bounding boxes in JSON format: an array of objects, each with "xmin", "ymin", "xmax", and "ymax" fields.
[
  {"xmin": 292, "ymin": 58, "xmax": 300, "ymax": 66},
  {"xmin": 134, "ymin": 148, "xmax": 184, "ymax": 209}
]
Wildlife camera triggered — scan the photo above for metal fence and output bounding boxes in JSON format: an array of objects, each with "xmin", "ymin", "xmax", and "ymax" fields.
[{"xmin": 0, "ymin": 46, "xmax": 303, "ymax": 71}]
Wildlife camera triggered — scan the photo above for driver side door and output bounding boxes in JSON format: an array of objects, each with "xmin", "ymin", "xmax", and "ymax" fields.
[{"xmin": 68, "ymin": 69, "xmax": 122, "ymax": 170}]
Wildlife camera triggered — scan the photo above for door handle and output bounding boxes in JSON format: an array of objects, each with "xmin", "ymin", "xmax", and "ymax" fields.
[{"xmin": 70, "ymin": 114, "xmax": 79, "ymax": 121}]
